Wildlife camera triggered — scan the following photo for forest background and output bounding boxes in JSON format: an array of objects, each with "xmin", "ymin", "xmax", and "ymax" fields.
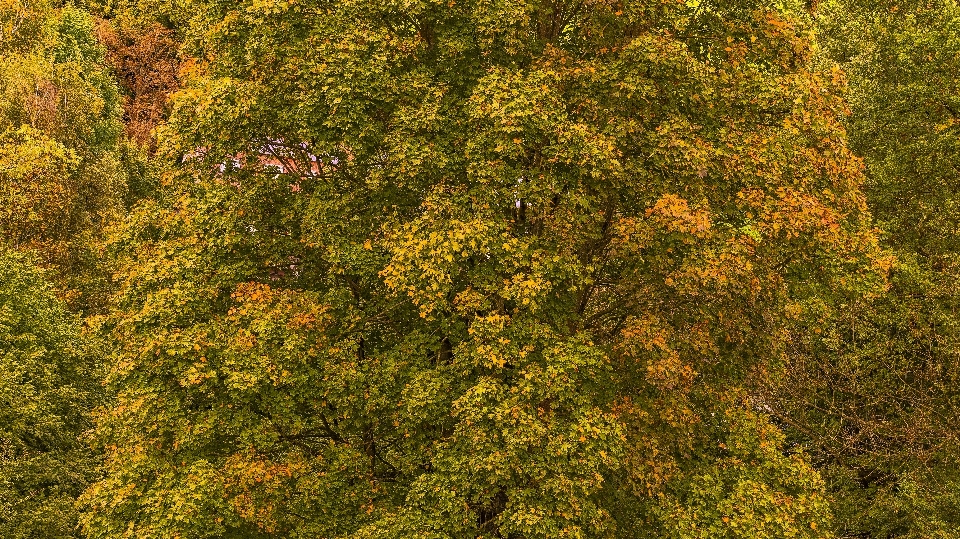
[{"xmin": 2, "ymin": 0, "xmax": 960, "ymax": 537}]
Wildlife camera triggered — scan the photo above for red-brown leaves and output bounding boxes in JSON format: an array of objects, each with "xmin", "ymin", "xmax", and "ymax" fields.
[{"xmin": 98, "ymin": 21, "xmax": 181, "ymax": 149}]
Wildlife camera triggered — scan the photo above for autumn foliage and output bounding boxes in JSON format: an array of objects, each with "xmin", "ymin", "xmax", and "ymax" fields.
[
  {"xmin": 2, "ymin": 0, "xmax": 959, "ymax": 538},
  {"xmin": 96, "ymin": 20, "xmax": 179, "ymax": 149},
  {"xmin": 82, "ymin": 0, "xmax": 881, "ymax": 537}
]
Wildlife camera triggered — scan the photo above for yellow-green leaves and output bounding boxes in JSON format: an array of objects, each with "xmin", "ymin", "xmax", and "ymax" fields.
[
  {"xmin": 0, "ymin": 2, "xmax": 125, "ymax": 309},
  {"xmin": 0, "ymin": 250, "xmax": 101, "ymax": 539},
  {"xmin": 86, "ymin": 0, "xmax": 879, "ymax": 537},
  {"xmin": 658, "ymin": 406, "xmax": 832, "ymax": 539}
]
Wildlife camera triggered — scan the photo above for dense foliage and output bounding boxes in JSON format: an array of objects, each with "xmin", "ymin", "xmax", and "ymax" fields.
[
  {"xmin": 0, "ymin": 250, "xmax": 100, "ymax": 538},
  {"xmin": 82, "ymin": 0, "xmax": 882, "ymax": 537},
  {"xmin": 0, "ymin": 0, "xmax": 127, "ymax": 309},
  {"xmin": 1, "ymin": 0, "xmax": 958, "ymax": 538},
  {"xmin": 771, "ymin": 1, "xmax": 960, "ymax": 537}
]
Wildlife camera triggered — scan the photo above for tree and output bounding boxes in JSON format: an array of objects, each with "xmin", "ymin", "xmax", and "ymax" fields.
[
  {"xmin": 83, "ymin": 1, "xmax": 882, "ymax": 537},
  {"xmin": 0, "ymin": 0, "xmax": 127, "ymax": 310},
  {"xmin": 768, "ymin": 1, "xmax": 960, "ymax": 537},
  {"xmin": 0, "ymin": 250, "xmax": 101, "ymax": 538}
]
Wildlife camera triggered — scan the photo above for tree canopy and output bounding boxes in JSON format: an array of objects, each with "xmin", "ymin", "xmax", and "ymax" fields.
[
  {"xmin": 0, "ymin": 250, "xmax": 100, "ymax": 538},
  {"xmin": 82, "ymin": 0, "xmax": 881, "ymax": 537},
  {"xmin": 0, "ymin": 0, "xmax": 127, "ymax": 308},
  {"xmin": 1, "ymin": 0, "xmax": 958, "ymax": 538},
  {"xmin": 770, "ymin": 1, "xmax": 960, "ymax": 537}
]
